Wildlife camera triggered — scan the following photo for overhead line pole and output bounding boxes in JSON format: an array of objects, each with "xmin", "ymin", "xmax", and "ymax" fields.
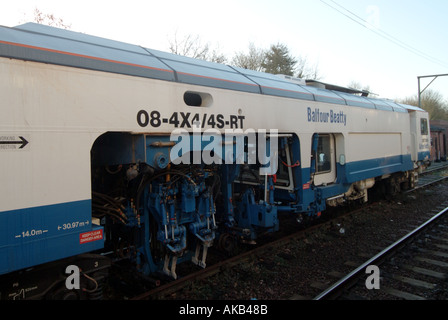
[{"xmin": 418, "ymin": 73, "xmax": 448, "ymax": 108}]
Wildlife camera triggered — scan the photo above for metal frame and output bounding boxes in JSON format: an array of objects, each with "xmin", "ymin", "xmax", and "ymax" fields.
[{"xmin": 418, "ymin": 73, "xmax": 448, "ymax": 108}]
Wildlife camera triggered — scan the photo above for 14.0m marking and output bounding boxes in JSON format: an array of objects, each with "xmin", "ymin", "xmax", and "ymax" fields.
[{"xmin": 15, "ymin": 229, "xmax": 48, "ymax": 238}]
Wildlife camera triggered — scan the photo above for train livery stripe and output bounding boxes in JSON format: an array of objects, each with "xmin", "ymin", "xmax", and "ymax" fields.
[
  {"xmin": 0, "ymin": 39, "xmax": 264, "ymax": 93},
  {"xmin": 0, "ymin": 40, "xmax": 176, "ymax": 72},
  {"xmin": 0, "ymin": 40, "xmax": 176, "ymax": 81},
  {"xmin": 344, "ymin": 154, "xmax": 414, "ymax": 183}
]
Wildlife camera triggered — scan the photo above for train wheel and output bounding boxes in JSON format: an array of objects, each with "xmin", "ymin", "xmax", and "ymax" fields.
[{"xmin": 218, "ymin": 233, "xmax": 236, "ymax": 254}]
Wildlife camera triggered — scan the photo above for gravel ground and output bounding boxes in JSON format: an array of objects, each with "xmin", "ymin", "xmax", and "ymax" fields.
[{"xmin": 168, "ymin": 177, "xmax": 448, "ymax": 300}]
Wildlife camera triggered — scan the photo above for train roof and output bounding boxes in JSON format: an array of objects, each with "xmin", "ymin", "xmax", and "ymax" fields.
[{"xmin": 0, "ymin": 23, "xmax": 425, "ymax": 113}]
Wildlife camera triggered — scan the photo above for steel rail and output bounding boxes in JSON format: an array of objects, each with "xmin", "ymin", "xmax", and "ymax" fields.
[
  {"xmin": 313, "ymin": 205, "xmax": 448, "ymax": 300},
  {"xmin": 411, "ymin": 175, "xmax": 448, "ymax": 192}
]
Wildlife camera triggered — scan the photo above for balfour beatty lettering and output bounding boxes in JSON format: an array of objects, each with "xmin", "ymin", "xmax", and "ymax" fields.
[{"xmin": 307, "ymin": 107, "xmax": 347, "ymax": 126}]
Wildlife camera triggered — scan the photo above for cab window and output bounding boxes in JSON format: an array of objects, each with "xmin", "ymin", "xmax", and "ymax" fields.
[
  {"xmin": 420, "ymin": 118, "xmax": 428, "ymax": 135},
  {"xmin": 316, "ymin": 135, "xmax": 331, "ymax": 173}
]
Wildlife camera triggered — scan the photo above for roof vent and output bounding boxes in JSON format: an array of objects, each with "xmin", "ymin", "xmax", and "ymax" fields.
[
  {"xmin": 275, "ymin": 74, "xmax": 306, "ymax": 85},
  {"xmin": 305, "ymin": 80, "xmax": 370, "ymax": 96}
]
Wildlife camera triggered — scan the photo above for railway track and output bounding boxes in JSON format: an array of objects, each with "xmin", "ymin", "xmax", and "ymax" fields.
[
  {"xmin": 311, "ymin": 163, "xmax": 448, "ymax": 300},
  {"xmin": 314, "ymin": 203, "xmax": 448, "ymax": 300},
  {"xmin": 129, "ymin": 163, "xmax": 448, "ymax": 300},
  {"xmin": 415, "ymin": 162, "xmax": 448, "ymax": 189}
]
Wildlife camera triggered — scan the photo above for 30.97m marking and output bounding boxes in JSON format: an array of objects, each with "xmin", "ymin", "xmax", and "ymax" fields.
[{"xmin": 137, "ymin": 110, "xmax": 245, "ymax": 129}]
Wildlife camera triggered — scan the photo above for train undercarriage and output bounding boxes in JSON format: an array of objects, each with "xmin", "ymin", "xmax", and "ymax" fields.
[{"xmin": 90, "ymin": 131, "xmax": 420, "ymax": 281}]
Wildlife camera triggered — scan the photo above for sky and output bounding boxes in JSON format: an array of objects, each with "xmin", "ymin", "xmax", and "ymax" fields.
[{"xmin": 1, "ymin": 0, "xmax": 447, "ymax": 101}]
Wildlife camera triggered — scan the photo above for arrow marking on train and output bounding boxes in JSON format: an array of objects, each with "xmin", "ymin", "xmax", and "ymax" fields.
[{"xmin": 0, "ymin": 136, "xmax": 29, "ymax": 149}]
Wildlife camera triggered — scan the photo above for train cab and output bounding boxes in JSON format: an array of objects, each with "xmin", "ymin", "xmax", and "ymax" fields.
[{"xmin": 405, "ymin": 104, "xmax": 431, "ymax": 168}]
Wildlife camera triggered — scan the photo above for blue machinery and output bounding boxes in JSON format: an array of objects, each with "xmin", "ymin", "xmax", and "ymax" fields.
[
  {"xmin": 91, "ymin": 128, "xmax": 419, "ymax": 278},
  {"xmin": 91, "ymin": 132, "xmax": 296, "ymax": 278}
]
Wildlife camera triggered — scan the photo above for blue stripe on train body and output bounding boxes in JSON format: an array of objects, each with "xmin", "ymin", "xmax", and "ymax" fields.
[
  {"xmin": 0, "ymin": 200, "xmax": 104, "ymax": 275},
  {"xmin": 279, "ymin": 154, "xmax": 415, "ymax": 216}
]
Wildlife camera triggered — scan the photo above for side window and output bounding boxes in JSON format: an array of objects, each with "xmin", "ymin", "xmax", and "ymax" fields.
[
  {"xmin": 316, "ymin": 135, "xmax": 331, "ymax": 173},
  {"xmin": 420, "ymin": 118, "xmax": 428, "ymax": 135}
]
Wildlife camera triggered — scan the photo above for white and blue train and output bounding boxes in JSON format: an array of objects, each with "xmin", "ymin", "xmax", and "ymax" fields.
[{"xmin": 0, "ymin": 23, "xmax": 430, "ymax": 299}]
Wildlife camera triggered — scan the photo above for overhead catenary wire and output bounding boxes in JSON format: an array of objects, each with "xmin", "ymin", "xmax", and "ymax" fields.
[{"xmin": 319, "ymin": 0, "xmax": 448, "ymax": 69}]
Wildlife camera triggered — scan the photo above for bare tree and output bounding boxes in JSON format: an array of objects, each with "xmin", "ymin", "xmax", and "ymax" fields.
[
  {"xmin": 168, "ymin": 32, "xmax": 226, "ymax": 63},
  {"xmin": 231, "ymin": 43, "xmax": 267, "ymax": 72},
  {"xmin": 296, "ymin": 56, "xmax": 322, "ymax": 80},
  {"xmin": 347, "ymin": 81, "xmax": 371, "ymax": 93},
  {"xmin": 33, "ymin": 8, "xmax": 71, "ymax": 29},
  {"xmin": 401, "ymin": 90, "xmax": 448, "ymax": 120},
  {"xmin": 169, "ymin": 33, "xmax": 207, "ymax": 58},
  {"xmin": 206, "ymin": 48, "xmax": 227, "ymax": 64}
]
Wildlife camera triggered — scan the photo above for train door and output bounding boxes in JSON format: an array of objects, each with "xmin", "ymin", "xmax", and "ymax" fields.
[
  {"xmin": 443, "ymin": 133, "xmax": 447, "ymax": 161},
  {"xmin": 312, "ymin": 133, "xmax": 336, "ymax": 186},
  {"xmin": 435, "ymin": 136, "xmax": 439, "ymax": 161}
]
